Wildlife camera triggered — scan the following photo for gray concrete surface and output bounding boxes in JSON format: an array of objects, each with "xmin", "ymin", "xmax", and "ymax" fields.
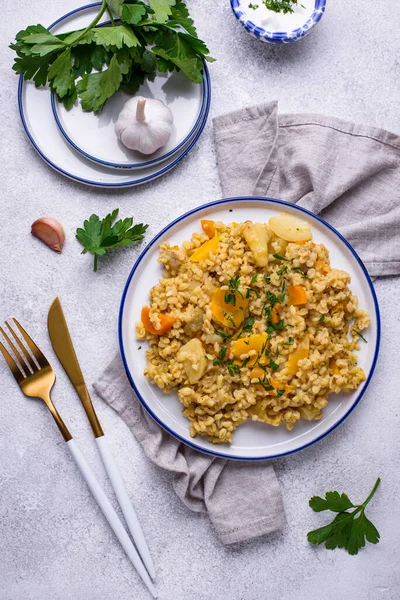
[{"xmin": 1, "ymin": 1, "xmax": 400, "ymax": 599}]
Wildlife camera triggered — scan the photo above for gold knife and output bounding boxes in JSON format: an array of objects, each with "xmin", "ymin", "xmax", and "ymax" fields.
[{"xmin": 48, "ymin": 297, "xmax": 156, "ymax": 582}]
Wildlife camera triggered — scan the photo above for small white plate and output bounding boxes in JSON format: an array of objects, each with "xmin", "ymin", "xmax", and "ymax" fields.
[
  {"xmin": 119, "ymin": 197, "xmax": 380, "ymax": 461},
  {"xmin": 51, "ymin": 42, "xmax": 207, "ymax": 169},
  {"xmin": 18, "ymin": 3, "xmax": 211, "ymax": 187}
]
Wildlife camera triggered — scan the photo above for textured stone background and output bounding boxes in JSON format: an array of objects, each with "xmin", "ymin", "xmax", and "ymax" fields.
[{"xmin": 1, "ymin": 1, "xmax": 400, "ymax": 599}]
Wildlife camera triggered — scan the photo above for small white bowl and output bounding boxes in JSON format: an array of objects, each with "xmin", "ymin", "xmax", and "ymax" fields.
[{"xmin": 230, "ymin": 0, "xmax": 327, "ymax": 44}]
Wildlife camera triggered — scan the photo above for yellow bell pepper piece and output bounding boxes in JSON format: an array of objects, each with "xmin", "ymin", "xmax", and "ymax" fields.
[
  {"xmin": 233, "ymin": 333, "xmax": 268, "ymax": 366},
  {"xmin": 211, "ymin": 288, "xmax": 249, "ymax": 329},
  {"xmin": 190, "ymin": 234, "xmax": 219, "ymax": 262},
  {"xmin": 287, "ymin": 335, "xmax": 310, "ymax": 375}
]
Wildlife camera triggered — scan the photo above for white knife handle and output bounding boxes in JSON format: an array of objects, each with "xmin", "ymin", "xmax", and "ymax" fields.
[
  {"xmin": 95, "ymin": 435, "xmax": 156, "ymax": 580},
  {"xmin": 66, "ymin": 439, "xmax": 157, "ymax": 598}
]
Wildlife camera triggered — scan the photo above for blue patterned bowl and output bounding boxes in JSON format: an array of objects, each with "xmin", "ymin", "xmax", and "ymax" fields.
[{"xmin": 230, "ymin": 0, "xmax": 327, "ymax": 44}]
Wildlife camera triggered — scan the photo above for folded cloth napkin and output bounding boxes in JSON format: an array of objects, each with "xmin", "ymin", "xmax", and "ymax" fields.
[
  {"xmin": 94, "ymin": 101, "xmax": 400, "ymax": 545},
  {"xmin": 214, "ymin": 100, "xmax": 400, "ymax": 277},
  {"xmin": 93, "ymin": 355, "xmax": 286, "ymax": 545}
]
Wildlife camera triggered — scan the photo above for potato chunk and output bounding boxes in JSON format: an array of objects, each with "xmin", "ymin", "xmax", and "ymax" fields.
[
  {"xmin": 269, "ymin": 214, "xmax": 312, "ymax": 242},
  {"xmin": 243, "ymin": 222, "xmax": 271, "ymax": 266},
  {"xmin": 177, "ymin": 339, "xmax": 208, "ymax": 384}
]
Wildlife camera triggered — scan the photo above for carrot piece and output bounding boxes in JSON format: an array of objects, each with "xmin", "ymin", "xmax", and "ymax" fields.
[
  {"xmin": 287, "ymin": 285, "xmax": 307, "ymax": 305},
  {"xmin": 141, "ymin": 306, "xmax": 175, "ymax": 335},
  {"xmin": 201, "ymin": 220, "xmax": 215, "ymax": 238},
  {"xmin": 271, "ymin": 303, "xmax": 283, "ymax": 324}
]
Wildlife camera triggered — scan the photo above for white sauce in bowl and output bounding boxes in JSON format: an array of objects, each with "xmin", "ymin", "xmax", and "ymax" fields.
[{"xmin": 242, "ymin": 0, "xmax": 315, "ymax": 32}]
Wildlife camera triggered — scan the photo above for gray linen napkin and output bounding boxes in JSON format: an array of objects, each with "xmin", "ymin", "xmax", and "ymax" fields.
[
  {"xmin": 93, "ymin": 355, "xmax": 285, "ymax": 544},
  {"xmin": 214, "ymin": 100, "xmax": 400, "ymax": 277}
]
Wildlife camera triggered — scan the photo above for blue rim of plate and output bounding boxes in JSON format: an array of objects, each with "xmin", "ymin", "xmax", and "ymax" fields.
[
  {"xmin": 17, "ymin": 2, "xmax": 211, "ymax": 188},
  {"xmin": 119, "ymin": 196, "xmax": 381, "ymax": 461},
  {"xmin": 50, "ymin": 21, "xmax": 208, "ymax": 170},
  {"xmin": 230, "ymin": 0, "xmax": 327, "ymax": 44}
]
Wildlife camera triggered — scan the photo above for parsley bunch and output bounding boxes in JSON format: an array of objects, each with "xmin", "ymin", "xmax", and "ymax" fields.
[
  {"xmin": 10, "ymin": 0, "xmax": 214, "ymax": 112},
  {"xmin": 307, "ymin": 478, "xmax": 381, "ymax": 555},
  {"xmin": 76, "ymin": 209, "xmax": 148, "ymax": 271}
]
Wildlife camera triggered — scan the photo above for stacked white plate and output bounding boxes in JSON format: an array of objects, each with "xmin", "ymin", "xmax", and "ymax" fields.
[{"xmin": 18, "ymin": 3, "xmax": 211, "ymax": 188}]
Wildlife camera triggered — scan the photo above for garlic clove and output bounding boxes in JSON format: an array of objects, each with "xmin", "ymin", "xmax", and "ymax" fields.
[{"xmin": 31, "ymin": 217, "xmax": 66, "ymax": 253}]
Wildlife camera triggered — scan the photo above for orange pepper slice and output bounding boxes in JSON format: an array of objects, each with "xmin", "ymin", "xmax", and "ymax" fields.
[
  {"xmin": 211, "ymin": 288, "xmax": 249, "ymax": 329},
  {"xmin": 287, "ymin": 285, "xmax": 307, "ymax": 305},
  {"xmin": 233, "ymin": 334, "xmax": 268, "ymax": 366},
  {"xmin": 141, "ymin": 306, "xmax": 175, "ymax": 335},
  {"xmin": 190, "ymin": 234, "xmax": 219, "ymax": 262}
]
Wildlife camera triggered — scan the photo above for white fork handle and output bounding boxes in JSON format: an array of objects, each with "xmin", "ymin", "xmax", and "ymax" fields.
[
  {"xmin": 66, "ymin": 439, "xmax": 157, "ymax": 599},
  {"xmin": 95, "ymin": 435, "xmax": 156, "ymax": 580}
]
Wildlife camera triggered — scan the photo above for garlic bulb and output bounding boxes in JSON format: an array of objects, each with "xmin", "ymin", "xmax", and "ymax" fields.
[
  {"xmin": 115, "ymin": 96, "xmax": 173, "ymax": 155},
  {"xmin": 31, "ymin": 217, "xmax": 65, "ymax": 252}
]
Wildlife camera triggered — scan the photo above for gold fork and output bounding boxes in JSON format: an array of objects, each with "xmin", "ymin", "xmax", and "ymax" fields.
[
  {"xmin": 0, "ymin": 318, "xmax": 71, "ymax": 440},
  {"xmin": 0, "ymin": 319, "xmax": 157, "ymax": 599}
]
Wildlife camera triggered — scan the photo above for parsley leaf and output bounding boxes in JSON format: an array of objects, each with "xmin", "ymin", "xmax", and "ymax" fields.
[
  {"xmin": 242, "ymin": 316, "xmax": 255, "ymax": 333},
  {"xmin": 307, "ymin": 478, "xmax": 381, "ymax": 555},
  {"xmin": 76, "ymin": 208, "xmax": 148, "ymax": 271},
  {"xmin": 148, "ymin": 0, "xmax": 175, "ymax": 22}
]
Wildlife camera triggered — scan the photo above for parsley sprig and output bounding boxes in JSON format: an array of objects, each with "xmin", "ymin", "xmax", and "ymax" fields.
[
  {"xmin": 76, "ymin": 209, "xmax": 148, "ymax": 271},
  {"xmin": 307, "ymin": 478, "xmax": 381, "ymax": 555},
  {"xmin": 10, "ymin": 0, "xmax": 214, "ymax": 111}
]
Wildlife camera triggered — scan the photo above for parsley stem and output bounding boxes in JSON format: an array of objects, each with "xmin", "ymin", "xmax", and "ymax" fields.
[
  {"xmin": 66, "ymin": 0, "xmax": 108, "ymax": 47},
  {"xmin": 362, "ymin": 477, "xmax": 381, "ymax": 509},
  {"xmin": 94, "ymin": 254, "xmax": 99, "ymax": 272},
  {"xmin": 107, "ymin": 7, "xmax": 116, "ymax": 27}
]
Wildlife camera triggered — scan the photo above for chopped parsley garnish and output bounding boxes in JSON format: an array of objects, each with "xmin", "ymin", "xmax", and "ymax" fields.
[
  {"xmin": 227, "ymin": 315, "xmax": 237, "ymax": 328},
  {"xmin": 214, "ymin": 327, "xmax": 231, "ymax": 341},
  {"xmin": 284, "ymin": 337, "xmax": 294, "ymax": 346},
  {"xmin": 213, "ymin": 345, "xmax": 228, "ymax": 366},
  {"xmin": 228, "ymin": 275, "xmax": 242, "ymax": 295},
  {"xmin": 246, "ymin": 287, "xmax": 261, "ymax": 299},
  {"xmin": 243, "ymin": 316, "xmax": 255, "ymax": 333},
  {"xmin": 267, "ymin": 320, "xmax": 285, "ymax": 333},
  {"xmin": 248, "ymin": 2, "xmax": 259, "ymax": 8},
  {"xmin": 251, "ymin": 273, "xmax": 259, "ymax": 284},
  {"xmin": 277, "ymin": 389, "xmax": 285, "ymax": 398},
  {"xmin": 224, "ymin": 291, "xmax": 236, "ymax": 306},
  {"xmin": 319, "ymin": 316, "xmax": 326, "ymax": 323},
  {"xmin": 292, "ymin": 267, "xmax": 309, "ymax": 279},
  {"xmin": 277, "ymin": 266, "xmax": 288, "ymax": 276},
  {"xmin": 138, "ymin": 346, "xmax": 142, "ymax": 350},
  {"xmin": 269, "ymin": 359, "xmax": 279, "ymax": 371},
  {"xmin": 227, "ymin": 360, "xmax": 241, "ymax": 377},
  {"xmin": 353, "ymin": 329, "xmax": 367, "ymax": 343},
  {"xmin": 256, "ymin": 378, "xmax": 274, "ymax": 391},
  {"xmin": 273, "ymin": 254, "xmax": 290, "ymax": 262},
  {"xmin": 264, "ymin": 275, "xmax": 271, "ymax": 285}
]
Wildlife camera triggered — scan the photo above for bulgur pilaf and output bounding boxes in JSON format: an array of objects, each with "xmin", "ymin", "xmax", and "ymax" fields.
[{"xmin": 136, "ymin": 214, "xmax": 369, "ymax": 444}]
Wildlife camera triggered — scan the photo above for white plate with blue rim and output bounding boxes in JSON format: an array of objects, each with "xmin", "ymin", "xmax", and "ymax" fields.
[
  {"xmin": 230, "ymin": 0, "xmax": 327, "ymax": 44},
  {"xmin": 18, "ymin": 3, "xmax": 211, "ymax": 187},
  {"xmin": 119, "ymin": 197, "xmax": 380, "ymax": 461},
  {"xmin": 51, "ymin": 26, "xmax": 208, "ymax": 169}
]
